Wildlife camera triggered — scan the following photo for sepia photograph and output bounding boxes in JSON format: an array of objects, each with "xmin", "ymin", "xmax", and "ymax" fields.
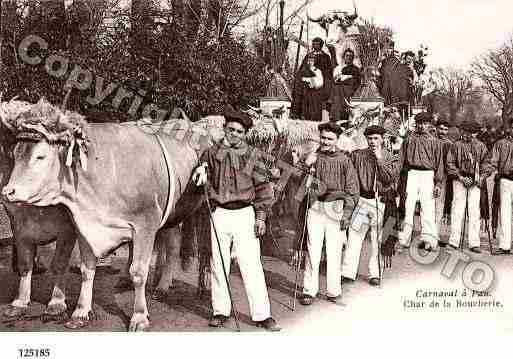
[{"xmin": 0, "ymin": 0, "xmax": 512, "ymax": 357}]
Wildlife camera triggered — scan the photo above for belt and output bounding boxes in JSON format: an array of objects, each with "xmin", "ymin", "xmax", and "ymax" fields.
[
  {"xmin": 500, "ymin": 174, "xmax": 513, "ymax": 182},
  {"xmin": 212, "ymin": 201, "xmax": 253, "ymax": 211},
  {"xmin": 360, "ymin": 190, "xmax": 377, "ymax": 199},
  {"xmin": 408, "ymin": 165, "xmax": 433, "ymax": 171}
]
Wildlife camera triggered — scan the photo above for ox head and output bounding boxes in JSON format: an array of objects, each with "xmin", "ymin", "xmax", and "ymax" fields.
[
  {"xmin": 2, "ymin": 131, "xmax": 64, "ymax": 206},
  {"xmin": 1, "ymin": 98, "xmax": 86, "ymax": 206}
]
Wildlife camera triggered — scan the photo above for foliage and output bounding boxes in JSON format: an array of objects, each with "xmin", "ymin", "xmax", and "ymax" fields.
[
  {"xmin": 0, "ymin": 0, "xmax": 268, "ymax": 121},
  {"xmin": 356, "ymin": 18, "xmax": 393, "ymax": 69},
  {"xmin": 472, "ymin": 36, "xmax": 513, "ymax": 124}
]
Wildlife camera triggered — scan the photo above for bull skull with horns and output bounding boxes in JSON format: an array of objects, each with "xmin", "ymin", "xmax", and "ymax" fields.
[{"xmin": 308, "ymin": 3, "xmax": 358, "ymax": 36}]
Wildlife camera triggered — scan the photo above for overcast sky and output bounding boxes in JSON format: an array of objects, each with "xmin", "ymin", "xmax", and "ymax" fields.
[{"xmin": 292, "ymin": 0, "xmax": 513, "ymax": 69}]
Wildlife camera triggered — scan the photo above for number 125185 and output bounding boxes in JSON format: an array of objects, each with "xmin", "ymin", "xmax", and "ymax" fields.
[{"xmin": 18, "ymin": 349, "xmax": 51, "ymax": 358}]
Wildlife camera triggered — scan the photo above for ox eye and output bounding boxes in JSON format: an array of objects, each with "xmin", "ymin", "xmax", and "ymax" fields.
[{"xmin": 36, "ymin": 155, "xmax": 46, "ymax": 160}]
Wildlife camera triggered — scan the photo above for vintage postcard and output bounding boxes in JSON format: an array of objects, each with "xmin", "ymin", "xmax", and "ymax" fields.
[{"xmin": 0, "ymin": 0, "xmax": 512, "ymax": 358}]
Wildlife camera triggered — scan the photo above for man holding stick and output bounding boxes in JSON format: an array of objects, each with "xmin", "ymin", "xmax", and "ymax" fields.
[
  {"xmin": 446, "ymin": 120, "xmax": 491, "ymax": 252},
  {"xmin": 299, "ymin": 122, "xmax": 359, "ymax": 305},
  {"xmin": 342, "ymin": 125, "xmax": 399, "ymax": 286},
  {"xmin": 397, "ymin": 112, "xmax": 444, "ymax": 252},
  {"xmin": 192, "ymin": 109, "xmax": 280, "ymax": 331},
  {"xmin": 435, "ymin": 119, "xmax": 454, "ymax": 247},
  {"xmin": 487, "ymin": 125, "xmax": 513, "ymax": 255}
]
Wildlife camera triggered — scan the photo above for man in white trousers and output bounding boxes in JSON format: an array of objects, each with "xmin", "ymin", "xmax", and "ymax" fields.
[
  {"xmin": 299, "ymin": 122, "xmax": 359, "ymax": 305},
  {"xmin": 446, "ymin": 120, "xmax": 491, "ymax": 253},
  {"xmin": 398, "ymin": 112, "xmax": 444, "ymax": 252},
  {"xmin": 192, "ymin": 108, "xmax": 280, "ymax": 331},
  {"xmin": 434, "ymin": 119, "xmax": 453, "ymax": 247},
  {"xmin": 342, "ymin": 125, "xmax": 399, "ymax": 286},
  {"xmin": 487, "ymin": 126, "xmax": 513, "ymax": 255}
]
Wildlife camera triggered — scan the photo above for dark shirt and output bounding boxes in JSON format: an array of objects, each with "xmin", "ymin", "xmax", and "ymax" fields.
[
  {"xmin": 336, "ymin": 63, "xmax": 361, "ymax": 96},
  {"xmin": 309, "ymin": 150, "xmax": 359, "ymax": 220},
  {"xmin": 446, "ymin": 138, "xmax": 490, "ymax": 180},
  {"xmin": 437, "ymin": 137, "xmax": 453, "ymax": 179},
  {"xmin": 488, "ymin": 138, "xmax": 513, "ymax": 178},
  {"xmin": 351, "ymin": 148, "xmax": 399, "ymax": 198},
  {"xmin": 400, "ymin": 132, "xmax": 444, "ymax": 184},
  {"xmin": 200, "ymin": 141, "xmax": 273, "ymax": 220}
]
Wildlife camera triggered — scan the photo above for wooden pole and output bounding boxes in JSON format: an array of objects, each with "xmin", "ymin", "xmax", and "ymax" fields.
[{"xmin": 294, "ymin": 21, "xmax": 304, "ymax": 74}]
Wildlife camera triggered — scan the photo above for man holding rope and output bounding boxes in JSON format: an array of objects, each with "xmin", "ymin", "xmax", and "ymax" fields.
[
  {"xmin": 446, "ymin": 120, "xmax": 491, "ymax": 252},
  {"xmin": 342, "ymin": 125, "xmax": 399, "ymax": 286},
  {"xmin": 192, "ymin": 108, "xmax": 280, "ymax": 331}
]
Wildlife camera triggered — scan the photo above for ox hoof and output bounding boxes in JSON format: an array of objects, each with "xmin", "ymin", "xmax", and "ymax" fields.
[
  {"xmin": 115, "ymin": 276, "xmax": 133, "ymax": 291},
  {"xmin": 128, "ymin": 314, "xmax": 150, "ymax": 332},
  {"xmin": 152, "ymin": 288, "xmax": 169, "ymax": 301},
  {"xmin": 3, "ymin": 305, "xmax": 28, "ymax": 320},
  {"xmin": 64, "ymin": 313, "xmax": 94, "ymax": 330},
  {"xmin": 42, "ymin": 304, "xmax": 68, "ymax": 323}
]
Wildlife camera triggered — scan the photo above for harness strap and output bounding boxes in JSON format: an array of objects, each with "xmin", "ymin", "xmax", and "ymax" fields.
[{"xmin": 155, "ymin": 134, "xmax": 176, "ymax": 229}]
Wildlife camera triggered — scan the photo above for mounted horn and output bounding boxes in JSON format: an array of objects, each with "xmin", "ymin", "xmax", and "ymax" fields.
[
  {"xmin": 307, "ymin": 15, "xmax": 324, "ymax": 23},
  {"xmin": 344, "ymin": 98, "xmax": 356, "ymax": 109},
  {"xmin": 349, "ymin": 0, "xmax": 358, "ymax": 20},
  {"xmin": 61, "ymin": 88, "xmax": 72, "ymax": 110},
  {"xmin": 0, "ymin": 93, "xmax": 18, "ymax": 133}
]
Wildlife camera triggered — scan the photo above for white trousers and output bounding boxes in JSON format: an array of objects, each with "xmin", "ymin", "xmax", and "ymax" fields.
[
  {"xmin": 303, "ymin": 200, "xmax": 346, "ymax": 298},
  {"xmin": 342, "ymin": 197, "xmax": 384, "ymax": 280},
  {"xmin": 498, "ymin": 179, "xmax": 513, "ymax": 250},
  {"xmin": 398, "ymin": 170, "xmax": 438, "ymax": 247},
  {"xmin": 210, "ymin": 206, "xmax": 271, "ymax": 321},
  {"xmin": 448, "ymin": 181, "xmax": 481, "ymax": 248}
]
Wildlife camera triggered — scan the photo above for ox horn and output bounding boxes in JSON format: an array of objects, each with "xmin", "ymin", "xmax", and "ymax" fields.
[
  {"xmin": 349, "ymin": 0, "xmax": 358, "ymax": 20},
  {"xmin": 61, "ymin": 88, "xmax": 72, "ymax": 110},
  {"xmin": 0, "ymin": 93, "xmax": 18, "ymax": 133},
  {"xmin": 307, "ymin": 15, "xmax": 324, "ymax": 23},
  {"xmin": 344, "ymin": 98, "xmax": 356, "ymax": 109}
]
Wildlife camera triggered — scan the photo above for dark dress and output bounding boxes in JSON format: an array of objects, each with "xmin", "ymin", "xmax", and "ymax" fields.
[
  {"xmin": 291, "ymin": 51, "xmax": 333, "ymax": 121},
  {"xmin": 330, "ymin": 63, "xmax": 361, "ymax": 122}
]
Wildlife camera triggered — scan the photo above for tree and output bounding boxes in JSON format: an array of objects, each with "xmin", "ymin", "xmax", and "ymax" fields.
[
  {"xmin": 472, "ymin": 36, "xmax": 513, "ymax": 126},
  {"xmin": 433, "ymin": 67, "xmax": 481, "ymax": 124}
]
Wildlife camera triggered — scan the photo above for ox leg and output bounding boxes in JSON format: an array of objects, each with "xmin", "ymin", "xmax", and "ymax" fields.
[
  {"xmin": 153, "ymin": 227, "xmax": 181, "ymax": 300},
  {"xmin": 65, "ymin": 237, "xmax": 97, "ymax": 329},
  {"xmin": 129, "ymin": 232, "xmax": 154, "ymax": 332},
  {"xmin": 153, "ymin": 235, "xmax": 166, "ymax": 288},
  {"xmin": 115, "ymin": 242, "xmax": 133, "ymax": 290},
  {"xmin": 44, "ymin": 235, "xmax": 77, "ymax": 320},
  {"xmin": 4, "ymin": 243, "xmax": 34, "ymax": 319}
]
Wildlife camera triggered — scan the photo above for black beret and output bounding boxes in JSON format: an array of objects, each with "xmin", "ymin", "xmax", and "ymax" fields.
[
  {"xmin": 415, "ymin": 112, "xmax": 433, "ymax": 124},
  {"xmin": 223, "ymin": 108, "xmax": 253, "ymax": 130},
  {"xmin": 318, "ymin": 121, "xmax": 343, "ymax": 136},
  {"xmin": 460, "ymin": 120, "xmax": 481, "ymax": 134},
  {"xmin": 436, "ymin": 119, "xmax": 451, "ymax": 128},
  {"xmin": 364, "ymin": 125, "xmax": 387, "ymax": 137},
  {"xmin": 312, "ymin": 37, "xmax": 324, "ymax": 46}
]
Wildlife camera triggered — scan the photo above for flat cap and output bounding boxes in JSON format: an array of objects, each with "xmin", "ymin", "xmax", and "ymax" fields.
[
  {"xmin": 318, "ymin": 121, "xmax": 344, "ymax": 136},
  {"xmin": 460, "ymin": 120, "xmax": 481, "ymax": 134},
  {"xmin": 223, "ymin": 108, "xmax": 253, "ymax": 130},
  {"xmin": 364, "ymin": 125, "xmax": 387, "ymax": 137},
  {"xmin": 415, "ymin": 112, "xmax": 433, "ymax": 124}
]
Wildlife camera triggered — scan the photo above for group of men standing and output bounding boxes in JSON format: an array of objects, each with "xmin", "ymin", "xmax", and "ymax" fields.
[{"xmin": 190, "ymin": 105, "xmax": 513, "ymax": 331}]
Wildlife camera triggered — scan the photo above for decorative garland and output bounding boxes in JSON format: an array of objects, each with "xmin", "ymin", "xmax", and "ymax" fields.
[{"xmin": 0, "ymin": 98, "xmax": 89, "ymax": 171}]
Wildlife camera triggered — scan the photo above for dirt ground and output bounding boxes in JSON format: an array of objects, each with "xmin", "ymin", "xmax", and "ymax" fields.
[{"xmin": 0, "ymin": 226, "xmax": 511, "ymax": 333}]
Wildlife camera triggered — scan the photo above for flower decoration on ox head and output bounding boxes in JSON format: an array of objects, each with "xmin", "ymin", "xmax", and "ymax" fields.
[{"xmin": 0, "ymin": 97, "xmax": 90, "ymax": 171}]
